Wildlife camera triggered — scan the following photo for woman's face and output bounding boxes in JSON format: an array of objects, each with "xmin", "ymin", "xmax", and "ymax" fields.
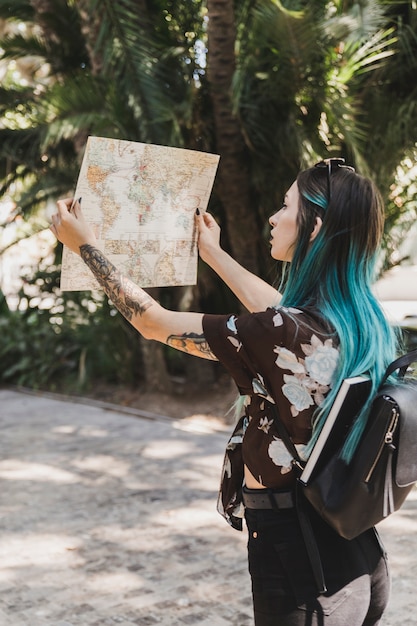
[{"xmin": 269, "ymin": 181, "xmax": 300, "ymax": 261}]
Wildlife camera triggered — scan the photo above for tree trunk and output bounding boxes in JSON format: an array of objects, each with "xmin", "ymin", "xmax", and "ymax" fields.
[
  {"xmin": 139, "ymin": 288, "xmax": 173, "ymax": 394},
  {"xmin": 77, "ymin": 0, "xmax": 104, "ymax": 76},
  {"xmin": 140, "ymin": 338, "xmax": 173, "ymax": 395},
  {"xmin": 206, "ymin": 0, "xmax": 260, "ymax": 274}
]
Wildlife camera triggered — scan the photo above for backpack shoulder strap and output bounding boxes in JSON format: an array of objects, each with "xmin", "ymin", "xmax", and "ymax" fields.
[{"xmin": 381, "ymin": 349, "xmax": 417, "ymax": 385}]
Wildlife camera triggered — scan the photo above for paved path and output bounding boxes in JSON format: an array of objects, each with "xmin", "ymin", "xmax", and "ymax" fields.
[{"xmin": 0, "ymin": 389, "xmax": 416, "ymax": 626}]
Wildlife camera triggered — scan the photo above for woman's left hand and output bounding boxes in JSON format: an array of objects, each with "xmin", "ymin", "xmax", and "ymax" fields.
[
  {"xmin": 195, "ymin": 210, "xmax": 222, "ymax": 265},
  {"xmin": 50, "ymin": 198, "xmax": 97, "ymax": 255}
]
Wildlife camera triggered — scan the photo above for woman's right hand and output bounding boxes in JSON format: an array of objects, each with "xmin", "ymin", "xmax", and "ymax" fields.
[
  {"xmin": 50, "ymin": 198, "xmax": 97, "ymax": 255},
  {"xmin": 195, "ymin": 210, "xmax": 222, "ymax": 264}
]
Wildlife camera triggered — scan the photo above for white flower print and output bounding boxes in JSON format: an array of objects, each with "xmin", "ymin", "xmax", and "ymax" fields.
[
  {"xmin": 272, "ymin": 307, "xmax": 302, "ymax": 327},
  {"xmin": 273, "ymin": 312, "xmax": 284, "ymax": 327},
  {"xmin": 224, "ymin": 455, "xmax": 232, "ymax": 478},
  {"xmin": 312, "ymin": 384, "xmax": 331, "ymax": 408},
  {"xmin": 258, "ymin": 416, "xmax": 274, "ymax": 434},
  {"xmin": 226, "ymin": 315, "xmax": 238, "ymax": 333},
  {"xmin": 274, "ymin": 346, "xmax": 305, "ymax": 374},
  {"xmin": 282, "ymin": 374, "xmax": 315, "ymax": 416},
  {"xmin": 268, "ymin": 437, "xmax": 307, "ymax": 474},
  {"xmin": 303, "ymin": 335, "xmax": 339, "ymax": 386},
  {"xmin": 252, "ymin": 373, "xmax": 275, "ymax": 403},
  {"xmin": 273, "ymin": 333, "xmax": 339, "ymax": 417},
  {"xmin": 227, "ymin": 336, "xmax": 242, "ymax": 351}
]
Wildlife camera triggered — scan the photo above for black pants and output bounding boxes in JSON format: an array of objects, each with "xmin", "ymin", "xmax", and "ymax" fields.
[{"xmin": 245, "ymin": 502, "xmax": 390, "ymax": 626}]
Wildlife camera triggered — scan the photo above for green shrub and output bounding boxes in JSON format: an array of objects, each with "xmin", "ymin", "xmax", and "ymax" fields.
[{"xmin": 0, "ymin": 262, "xmax": 144, "ymax": 392}]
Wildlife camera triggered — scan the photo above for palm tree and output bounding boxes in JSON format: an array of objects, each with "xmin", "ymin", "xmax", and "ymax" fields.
[
  {"xmin": 2, "ymin": 0, "xmax": 417, "ymax": 264},
  {"xmin": 206, "ymin": 0, "xmax": 261, "ymax": 275},
  {"xmin": 230, "ymin": 0, "xmax": 417, "ymax": 270},
  {"xmin": 0, "ymin": 0, "xmax": 211, "ymax": 391},
  {"xmin": 1, "ymin": 0, "xmax": 417, "ymax": 391}
]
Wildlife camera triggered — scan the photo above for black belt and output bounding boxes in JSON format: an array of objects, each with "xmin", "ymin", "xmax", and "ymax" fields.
[{"xmin": 242, "ymin": 487, "xmax": 294, "ymax": 510}]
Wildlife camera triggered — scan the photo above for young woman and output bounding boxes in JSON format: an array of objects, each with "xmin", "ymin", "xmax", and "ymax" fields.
[{"xmin": 50, "ymin": 158, "xmax": 397, "ymax": 625}]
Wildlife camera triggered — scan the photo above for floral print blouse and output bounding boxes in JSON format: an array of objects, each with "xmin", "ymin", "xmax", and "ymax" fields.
[{"xmin": 202, "ymin": 306, "xmax": 340, "ymax": 530}]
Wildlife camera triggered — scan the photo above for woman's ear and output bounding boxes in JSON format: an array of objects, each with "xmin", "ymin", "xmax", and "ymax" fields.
[{"xmin": 310, "ymin": 216, "xmax": 323, "ymax": 242}]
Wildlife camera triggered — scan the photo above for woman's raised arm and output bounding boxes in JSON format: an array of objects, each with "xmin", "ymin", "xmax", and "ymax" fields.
[
  {"xmin": 50, "ymin": 199, "xmax": 217, "ymax": 361},
  {"xmin": 196, "ymin": 210, "xmax": 280, "ymax": 312}
]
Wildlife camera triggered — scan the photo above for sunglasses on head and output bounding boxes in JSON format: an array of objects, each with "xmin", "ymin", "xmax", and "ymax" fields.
[{"xmin": 315, "ymin": 158, "xmax": 355, "ymax": 203}]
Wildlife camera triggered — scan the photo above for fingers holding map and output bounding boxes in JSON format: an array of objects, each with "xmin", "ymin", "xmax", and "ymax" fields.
[{"xmin": 60, "ymin": 137, "xmax": 220, "ymax": 290}]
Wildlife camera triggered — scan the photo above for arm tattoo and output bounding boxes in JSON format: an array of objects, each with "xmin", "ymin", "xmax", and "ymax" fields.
[
  {"xmin": 80, "ymin": 244, "xmax": 154, "ymax": 320},
  {"xmin": 167, "ymin": 333, "xmax": 218, "ymax": 361}
]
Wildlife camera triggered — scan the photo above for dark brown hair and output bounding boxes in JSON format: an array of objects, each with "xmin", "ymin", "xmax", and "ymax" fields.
[{"xmin": 295, "ymin": 166, "xmax": 385, "ymax": 267}]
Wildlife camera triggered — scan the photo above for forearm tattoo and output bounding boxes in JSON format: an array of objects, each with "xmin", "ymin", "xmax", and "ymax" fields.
[
  {"xmin": 167, "ymin": 333, "xmax": 217, "ymax": 360},
  {"xmin": 79, "ymin": 244, "xmax": 154, "ymax": 320}
]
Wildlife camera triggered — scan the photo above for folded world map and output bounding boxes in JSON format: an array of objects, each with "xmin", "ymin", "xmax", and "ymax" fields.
[{"xmin": 60, "ymin": 137, "xmax": 220, "ymax": 290}]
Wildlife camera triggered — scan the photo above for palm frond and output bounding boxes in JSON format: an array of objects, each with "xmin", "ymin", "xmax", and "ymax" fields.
[
  {"xmin": 0, "ymin": 0, "xmax": 87, "ymax": 73},
  {"xmin": 0, "ymin": 33, "xmax": 49, "ymax": 61},
  {"xmin": 0, "ymin": 85, "xmax": 36, "ymax": 114},
  {"xmin": 0, "ymin": 127, "xmax": 44, "ymax": 168},
  {"xmin": 323, "ymin": 0, "xmax": 388, "ymax": 44},
  {"xmin": 229, "ymin": 2, "xmax": 329, "ymax": 211},
  {"xmin": 0, "ymin": 0, "xmax": 34, "ymax": 21},
  {"xmin": 337, "ymin": 28, "xmax": 397, "ymax": 82},
  {"xmin": 234, "ymin": 1, "xmax": 324, "ymax": 139},
  {"xmin": 84, "ymin": 0, "xmax": 196, "ymax": 144}
]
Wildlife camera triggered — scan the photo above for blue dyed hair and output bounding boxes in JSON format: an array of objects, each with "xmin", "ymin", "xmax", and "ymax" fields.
[{"xmin": 279, "ymin": 165, "xmax": 399, "ymax": 461}]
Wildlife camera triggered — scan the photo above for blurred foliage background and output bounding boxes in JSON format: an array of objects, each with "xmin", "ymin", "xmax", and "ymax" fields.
[{"xmin": 1, "ymin": 0, "xmax": 417, "ymax": 397}]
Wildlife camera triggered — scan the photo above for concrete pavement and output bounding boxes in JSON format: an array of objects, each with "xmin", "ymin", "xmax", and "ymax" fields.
[{"xmin": 0, "ymin": 389, "xmax": 416, "ymax": 625}]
